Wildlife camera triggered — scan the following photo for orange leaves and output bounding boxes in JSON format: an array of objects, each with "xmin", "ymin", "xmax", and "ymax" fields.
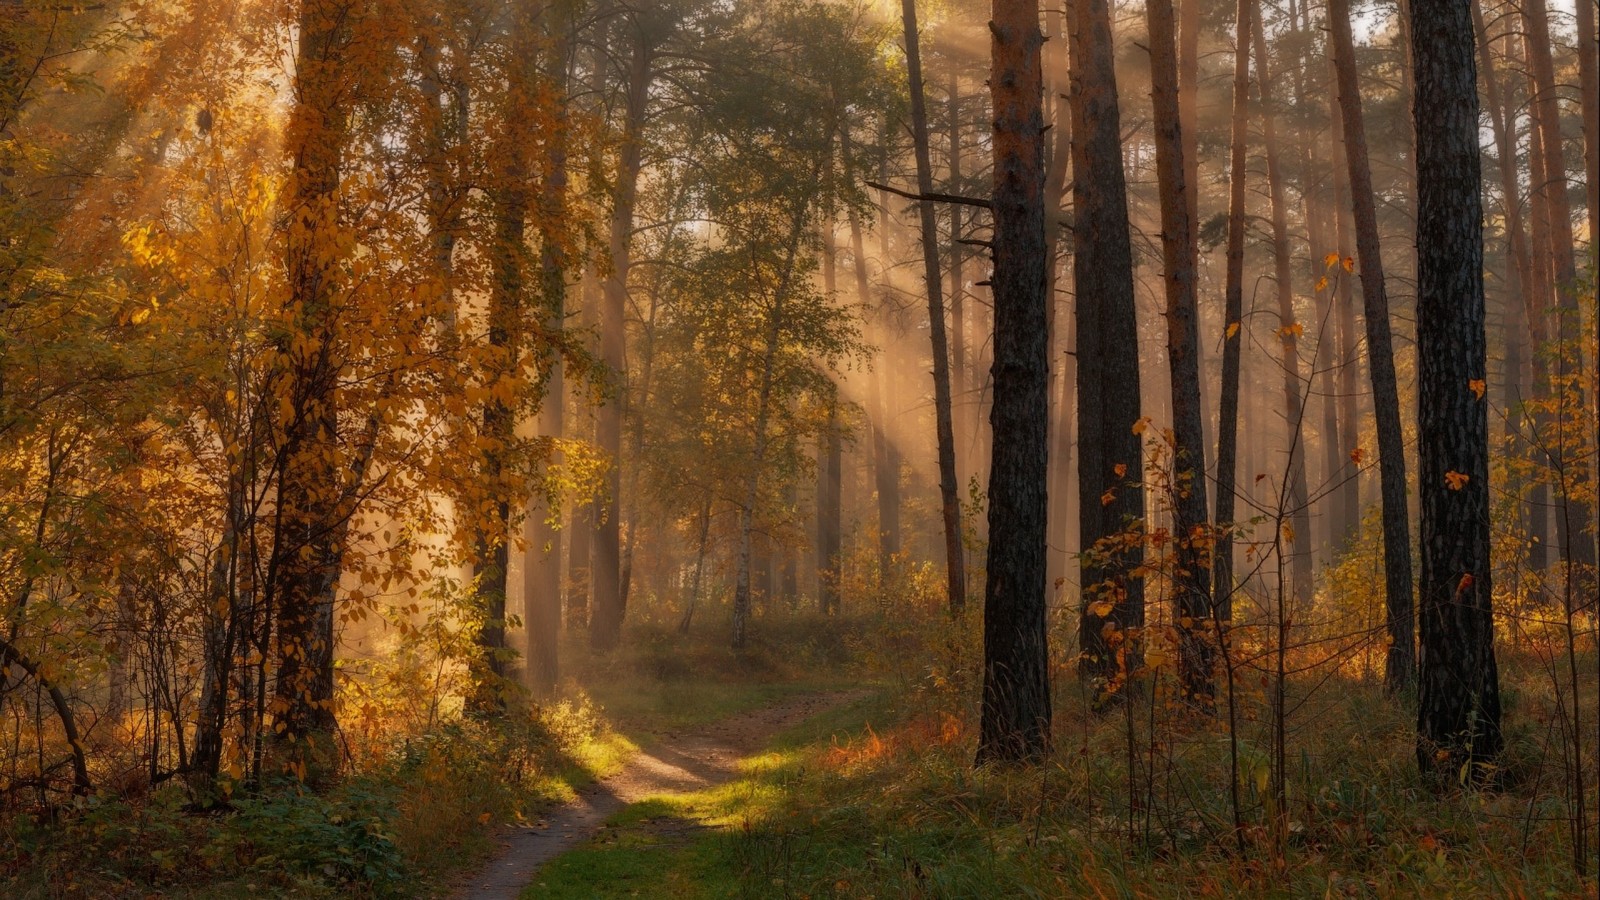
[
  {"xmin": 1277, "ymin": 321, "xmax": 1304, "ymax": 339},
  {"xmin": 1349, "ymin": 447, "xmax": 1365, "ymax": 465},
  {"xmin": 1225, "ymin": 321, "xmax": 1240, "ymax": 340},
  {"xmin": 1444, "ymin": 470, "xmax": 1470, "ymax": 491},
  {"xmin": 1468, "ymin": 378, "xmax": 1486, "ymax": 400},
  {"xmin": 1113, "ymin": 462, "xmax": 1128, "ymax": 478}
]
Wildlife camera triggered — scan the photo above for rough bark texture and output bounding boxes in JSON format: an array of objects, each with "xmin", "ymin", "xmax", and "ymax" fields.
[
  {"xmin": 1214, "ymin": 0, "xmax": 1251, "ymax": 619},
  {"xmin": 1146, "ymin": 0, "xmax": 1214, "ymax": 704},
  {"xmin": 979, "ymin": 0, "xmax": 1052, "ymax": 764},
  {"xmin": 1410, "ymin": 0, "xmax": 1502, "ymax": 776},
  {"xmin": 900, "ymin": 0, "xmax": 965, "ymax": 614},
  {"xmin": 1329, "ymin": 0, "xmax": 1415, "ymax": 694},
  {"xmin": 1070, "ymin": 0, "xmax": 1146, "ymax": 686}
]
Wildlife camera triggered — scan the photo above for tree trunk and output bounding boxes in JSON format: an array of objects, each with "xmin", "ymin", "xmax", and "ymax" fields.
[
  {"xmin": 818, "ymin": 402, "xmax": 843, "ymax": 614},
  {"xmin": 1330, "ymin": 0, "xmax": 1416, "ymax": 693},
  {"xmin": 592, "ymin": 22, "xmax": 653, "ymax": 653},
  {"xmin": 1214, "ymin": 0, "xmax": 1251, "ymax": 619},
  {"xmin": 1070, "ymin": 0, "xmax": 1147, "ymax": 687},
  {"xmin": 271, "ymin": 0, "xmax": 356, "ymax": 766},
  {"xmin": 1521, "ymin": 0, "xmax": 1594, "ymax": 572},
  {"xmin": 1250, "ymin": 11, "xmax": 1313, "ymax": 605},
  {"xmin": 1146, "ymin": 0, "xmax": 1214, "ymax": 705},
  {"xmin": 979, "ymin": 0, "xmax": 1052, "ymax": 764},
  {"xmin": 1328, "ymin": 95, "xmax": 1361, "ymax": 549},
  {"xmin": 899, "ymin": 0, "xmax": 966, "ymax": 614},
  {"xmin": 1410, "ymin": 0, "xmax": 1502, "ymax": 776},
  {"xmin": 1044, "ymin": 4, "xmax": 1075, "ymax": 611},
  {"xmin": 948, "ymin": 75, "xmax": 968, "ymax": 483}
]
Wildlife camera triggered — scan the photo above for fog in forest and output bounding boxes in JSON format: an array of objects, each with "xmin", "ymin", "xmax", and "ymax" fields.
[{"xmin": 1, "ymin": 0, "xmax": 1596, "ymax": 894}]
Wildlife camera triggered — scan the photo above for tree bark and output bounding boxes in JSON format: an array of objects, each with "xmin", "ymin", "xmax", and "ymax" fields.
[
  {"xmin": 1410, "ymin": 0, "xmax": 1502, "ymax": 776},
  {"xmin": 1214, "ymin": 0, "xmax": 1251, "ymax": 619},
  {"xmin": 900, "ymin": 0, "xmax": 966, "ymax": 614},
  {"xmin": 1146, "ymin": 0, "xmax": 1214, "ymax": 704},
  {"xmin": 1330, "ymin": 0, "xmax": 1416, "ymax": 693},
  {"xmin": 1070, "ymin": 0, "xmax": 1147, "ymax": 687},
  {"xmin": 979, "ymin": 0, "xmax": 1052, "ymax": 764}
]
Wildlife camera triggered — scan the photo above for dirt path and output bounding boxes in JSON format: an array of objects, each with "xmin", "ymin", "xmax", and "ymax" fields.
[{"xmin": 457, "ymin": 690, "xmax": 861, "ymax": 900}]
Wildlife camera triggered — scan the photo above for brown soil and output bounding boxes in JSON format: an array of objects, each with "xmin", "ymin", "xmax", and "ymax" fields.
[{"xmin": 456, "ymin": 690, "xmax": 862, "ymax": 900}]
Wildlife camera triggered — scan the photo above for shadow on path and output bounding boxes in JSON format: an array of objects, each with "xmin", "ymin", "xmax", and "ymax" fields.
[{"xmin": 458, "ymin": 690, "xmax": 862, "ymax": 900}]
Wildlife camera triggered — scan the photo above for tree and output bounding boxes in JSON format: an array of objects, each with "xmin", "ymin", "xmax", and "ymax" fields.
[
  {"xmin": 898, "ymin": 0, "xmax": 966, "ymax": 614},
  {"xmin": 1328, "ymin": 0, "xmax": 1415, "ymax": 693},
  {"xmin": 1145, "ymin": 0, "xmax": 1213, "ymax": 704},
  {"xmin": 1249, "ymin": 9, "xmax": 1312, "ymax": 605},
  {"xmin": 591, "ymin": 12, "xmax": 659, "ymax": 654},
  {"xmin": 1213, "ymin": 0, "xmax": 1251, "ymax": 619},
  {"xmin": 979, "ymin": 0, "xmax": 1051, "ymax": 764},
  {"xmin": 1071, "ymin": 0, "xmax": 1146, "ymax": 689},
  {"xmin": 1409, "ymin": 0, "xmax": 1501, "ymax": 778}
]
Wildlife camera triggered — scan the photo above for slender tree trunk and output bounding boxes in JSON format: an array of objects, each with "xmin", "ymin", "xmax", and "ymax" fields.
[
  {"xmin": 1044, "ymin": 5, "xmax": 1074, "ymax": 609},
  {"xmin": 592, "ymin": 23, "xmax": 653, "ymax": 652},
  {"xmin": 1410, "ymin": 0, "xmax": 1502, "ymax": 777},
  {"xmin": 1147, "ymin": 0, "xmax": 1214, "ymax": 704},
  {"xmin": 1251, "ymin": 11, "xmax": 1313, "ymax": 605},
  {"xmin": 1578, "ymin": 0, "xmax": 1598, "ymax": 248},
  {"xmin": 818, "ymin": 222, "xmax": 843, "ymax": 614},
  {"xmin": 1522, "ymin": 0, "xmax": 1594, "ymax": 572},
  {"xmin": 900, "ymin": 0, "xmax": 966, "ymax": 613},
  {"xmin": 1328, "ymin": 95, "xmax": 1361, "ymax": 548},
  {"xmin": 979, "ymin": 0, "xmax": 1052, "ymax": 764},
  {"xmin": 1214, "ymin": 0, "xmax": 1251, "ymax": 620},
  {"xmin": 949, "ymin": 76, "xmax": 968, "ymax": 482},
  {"xmin": 1330, "ymin": 0, "xmax": 1416, "ymax": 693},
  {"xmin": 1071, "ymin": 0, "xmax": 1146, "ymax": 685},
  {"xmin": 874, "ymin": 140, "xmax": 905, "ymax": 571},
  {"xmin": 1473, "ymin": 3, "xmax": 1547, "ymax": 569}
]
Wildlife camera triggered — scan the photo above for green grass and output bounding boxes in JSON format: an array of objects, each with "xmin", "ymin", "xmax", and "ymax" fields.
[{"xmin": 523, "ymin": 690, "xmax": 893, "ymax": 899}]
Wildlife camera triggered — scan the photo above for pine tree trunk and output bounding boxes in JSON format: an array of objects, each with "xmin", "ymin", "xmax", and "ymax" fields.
[
  {"xmin": 979, "ymin": 0, "xmax": 1052, "ymax": 763},
  {"xmin": 1522, "ymin": 0, "xmax": 1594, "ymax": 572},
  {"xmin": 1070, "ymin": 0, "xmax": 1147, "ymax": 686},
  {"xmin": 1410, "ymin": 0, "xmax": 1502, "ymax": 776},
  {"xmin": 1250, "ymin": 12, "xmax": 1313, "ymax": 604},
  {"xmin": 1214, "ymin": 0, "xmax": 1252, "ymax": 619},
  {"xmin": 1330, "ymin": 0, "xmax": 1416, "ymax": 693},
  {"xmin": 900, "ymin": 0, "xmax": 966, "ymax": 614},
  {"xmin": 1146, "ymin": 0, "xmax": 1214, "ymax": 705},
  {"xmin": 1473, "ymin": 3, "xmax": 1547, "ymax": 570}
]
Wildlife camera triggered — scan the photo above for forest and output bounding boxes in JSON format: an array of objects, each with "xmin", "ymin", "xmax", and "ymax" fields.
[{"xmin": 0, "ymin": 0, "xmax": 1597, "ymax": 894}]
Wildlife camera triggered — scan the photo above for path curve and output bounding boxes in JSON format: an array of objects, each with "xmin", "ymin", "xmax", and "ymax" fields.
[{"xmin": 458, "ymin": 690, "xmax": 861, "ymax": 900}]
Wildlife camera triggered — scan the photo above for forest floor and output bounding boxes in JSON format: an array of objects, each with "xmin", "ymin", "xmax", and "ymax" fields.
[{"xmin": 458, "ymin": 689, "xmax": 867, "ymax": 899}]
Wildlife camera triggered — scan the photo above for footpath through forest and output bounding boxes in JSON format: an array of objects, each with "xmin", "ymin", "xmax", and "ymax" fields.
[{"xmin": 458, "ymin": 691, "xmax": 862, "ymax": 899}]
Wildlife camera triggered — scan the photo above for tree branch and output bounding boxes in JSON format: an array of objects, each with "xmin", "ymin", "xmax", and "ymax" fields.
[{"xmin": 866, "ymin": 180, "xmax": 992, "ymax": 210}]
